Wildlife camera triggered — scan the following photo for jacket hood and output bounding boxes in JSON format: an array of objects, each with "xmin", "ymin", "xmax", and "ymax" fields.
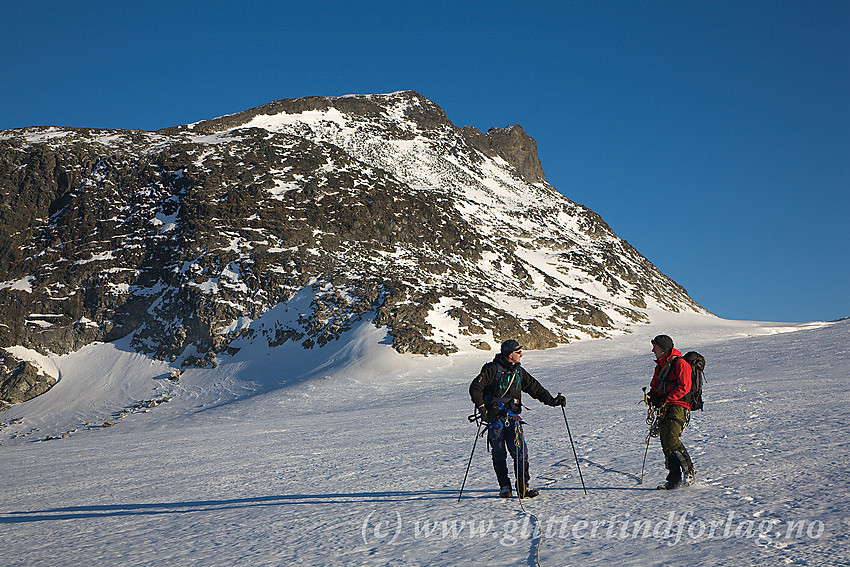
[{"xmin": 657, "ymin": 347, "xmax": 683, "ymax": 366}]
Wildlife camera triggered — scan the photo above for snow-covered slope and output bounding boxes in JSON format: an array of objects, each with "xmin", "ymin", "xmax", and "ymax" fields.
[{"xmin": 1, "ymin": 315, "xmax": 846, "ymax": 566}]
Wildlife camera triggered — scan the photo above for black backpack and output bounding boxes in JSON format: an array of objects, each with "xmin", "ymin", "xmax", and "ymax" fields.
[
  {"xmin": 658, "ymin": 351, "xmax": 706, "ymax": 411},
  {"xmin": 681, "ymin": 351, "xmax": 706, "ymax": 411}
]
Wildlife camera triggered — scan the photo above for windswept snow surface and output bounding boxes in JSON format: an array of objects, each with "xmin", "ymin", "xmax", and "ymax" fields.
[{"xmin": 1, "ymin": 315, "xmax": 848, "ymax": 566}]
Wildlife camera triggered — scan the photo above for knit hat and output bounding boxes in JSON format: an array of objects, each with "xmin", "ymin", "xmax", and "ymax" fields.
[
  {"xmin": 651, "ymin": 335, "xmax": 674, "ymax": 353},
  {"xmin": 500, "ymin": 339, "xmax": 522, "ymax": 356}
]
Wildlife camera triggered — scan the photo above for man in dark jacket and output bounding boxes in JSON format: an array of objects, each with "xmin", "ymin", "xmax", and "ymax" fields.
[
  {"xmin": 648, "ymin": 334, "xmax": 696, "ymax": 489},
  {"xmin": 469, "ymin": 339, "xmax": 566, "ymax": 498}
]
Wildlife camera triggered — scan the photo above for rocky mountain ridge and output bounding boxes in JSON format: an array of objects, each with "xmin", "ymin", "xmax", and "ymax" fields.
[{"xmin": 0, "ymin": 90, "xmax": 707, "ymax": 407}]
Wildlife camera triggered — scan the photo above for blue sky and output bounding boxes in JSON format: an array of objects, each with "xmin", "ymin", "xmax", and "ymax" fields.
[{"xmin": 2, "ymin": 1, "xmax": 847, "ymax": 322}]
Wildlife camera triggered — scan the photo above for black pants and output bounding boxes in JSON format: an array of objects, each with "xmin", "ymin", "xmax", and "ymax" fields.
[{"xmin": 488, "ymin": 417, "xmax": 530, "ymax": 490}]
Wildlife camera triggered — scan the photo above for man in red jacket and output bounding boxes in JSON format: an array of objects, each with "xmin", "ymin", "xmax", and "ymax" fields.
[{"xmin": 648, "ymin": 334, "xmax": 696, "ymax": 489}]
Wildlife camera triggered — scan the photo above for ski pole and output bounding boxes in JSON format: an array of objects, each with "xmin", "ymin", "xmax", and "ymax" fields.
[
  {"xmin": 640, "ymin": 387, "xmax": 650, "ymax": 484},
  {"xmin": 559, "ymin": 394, "xmax": 587, "ymax": 495},
  {"xmin": 640, "ymin": 422, "xmax": 652, "ymax": 485},
  {"xmin": 458, "ymin": 419, "xmax": 483, "ymax": 502},
  {"xmin": 639, "ymin": 387, "xmax": 662, "ymax": 485}
]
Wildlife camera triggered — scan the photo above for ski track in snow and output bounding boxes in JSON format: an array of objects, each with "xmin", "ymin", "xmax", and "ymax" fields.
[{"xmin": 1, "ymin": 314, "xmax": 848, "ymax": 566}]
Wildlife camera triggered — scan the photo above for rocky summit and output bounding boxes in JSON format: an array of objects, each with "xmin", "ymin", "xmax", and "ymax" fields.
[{"xmin": 0, "ymin": 90, "xmax": 707, "ymax": 406}]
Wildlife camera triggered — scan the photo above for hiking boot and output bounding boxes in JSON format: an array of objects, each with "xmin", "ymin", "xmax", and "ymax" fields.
[
  {"xmin": 681, "ymin": 469, "xmax": 696, "ymax": 487},
  {"xmin": 499, "ymin": 485, "xmax": 513, "ymax": 498},
  {"xmin": 656, "ymin": 480, "xmax": 681, "ymax": 490},
  {"xmin": 516, "ymin": 484, "xmax": 539, "ymax": 498}
]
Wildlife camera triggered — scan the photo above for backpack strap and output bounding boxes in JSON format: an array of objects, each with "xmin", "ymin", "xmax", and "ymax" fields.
[
  {"xmin": 484, "ymin": 366, "xmax": 520, "ymax": 407},
  {"xmin": 658, "ymin": 356, "xmax": 680, "ymax": 390},
  {"xmin": 499, "ymin": 367, "xmax": 519, "ymax": 397}
]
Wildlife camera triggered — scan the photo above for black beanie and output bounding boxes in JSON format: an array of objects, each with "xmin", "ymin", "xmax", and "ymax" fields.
[
  {"xmin": 501, "ymin": 339, "xmax": 522, "ymax": 356},
  {"xmin": 651, "ymin": 335, "xmax": 674, "ymax": 353}
]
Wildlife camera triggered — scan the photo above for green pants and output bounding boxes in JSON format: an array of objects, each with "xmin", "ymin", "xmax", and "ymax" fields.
[{"xmin": 659, "ymin": 405, "xmax": 694, "ymax": 479}]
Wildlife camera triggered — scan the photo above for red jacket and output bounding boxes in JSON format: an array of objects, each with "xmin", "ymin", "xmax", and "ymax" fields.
[{"xmin": 650, "ymin": 348, "xmax": 692, "ymax": 410}]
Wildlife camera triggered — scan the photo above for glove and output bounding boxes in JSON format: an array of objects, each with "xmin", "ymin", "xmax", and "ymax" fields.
[
  {"xmin": 649, "ymin": 393, "xmax": 663, "ymax": 408},
  {"xmin": 552, "ymin": 394, "xmax": 566, "ymax": 407},
  {"xmin": 476, "ymin": 405, "xmax": 489, "ymax": 423}
]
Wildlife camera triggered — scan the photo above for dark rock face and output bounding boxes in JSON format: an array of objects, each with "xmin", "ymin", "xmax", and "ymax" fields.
[
  {"xmin": 0, "ymin": 90, "xmax": 707, "ymax": 406},
  {"xmin": 0, "ymin": 355, "xmax": 56, "ymax": 407},
  {"xmin": 461, "ymin": 124, "xmax": 547, "ymax": 183}
]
